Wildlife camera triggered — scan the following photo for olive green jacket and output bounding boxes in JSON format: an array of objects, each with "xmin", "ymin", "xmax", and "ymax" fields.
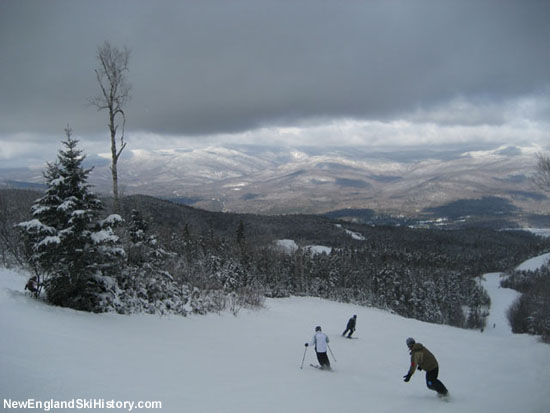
[{"xmin": 407, "ymin": 343, "xmax": 438, "ymax": 376}]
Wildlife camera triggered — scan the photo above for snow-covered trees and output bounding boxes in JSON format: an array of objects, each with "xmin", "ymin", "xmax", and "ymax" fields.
[
  {"xmin": 10, "ymin": 162, "xmax": 546, "ymax": 327},
  {"xmin": 19, "ymin": 128, "xmax": 124, "ymax": 312},
  {"xmin": 116, "ymin": 208, "xmax": 188, "ymax": 315},
  {"xmin": 242, "ymin": 231, "xmax": 495, "ymax": 329},
  {"xmin": 0, "ymin": 189, "xmax": 36, "ymax": 267},
  {"xmin": 503, "ymin": 266, "xmax": 550, "ymax": 342}
]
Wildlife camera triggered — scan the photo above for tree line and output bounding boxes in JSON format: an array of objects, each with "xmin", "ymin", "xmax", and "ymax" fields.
[{"xmin": 502, "ymin": 265, "xmax": 550, "ymax": 342}]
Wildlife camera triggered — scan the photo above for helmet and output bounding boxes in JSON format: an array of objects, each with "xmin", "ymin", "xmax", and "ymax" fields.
[
  {"xmin": 406, "ymin": 337, "xmax": 415, "ymax": 347},
  {"xmin": 315, "ymin": 326, "xmax": 322, "ymax": 332}
]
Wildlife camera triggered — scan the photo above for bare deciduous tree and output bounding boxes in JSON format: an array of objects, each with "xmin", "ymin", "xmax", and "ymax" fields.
[{"xmin": 91, "ymin": 41, "xmax": 131, "ymax": 212}]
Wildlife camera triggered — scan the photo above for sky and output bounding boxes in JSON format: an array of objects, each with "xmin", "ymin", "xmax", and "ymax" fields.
[{"xmin": 1, "ymin": 0, "xmax": 549, "ymax": 168}]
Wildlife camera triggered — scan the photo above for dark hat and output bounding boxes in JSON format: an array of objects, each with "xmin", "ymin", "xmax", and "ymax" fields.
[
  {"xmin": 406, "ymin": 337, "xmax": 415, "ymax": 347},
  {"xmin": 315, "ymin": 326, "xmax": 322, "ymax": 332}
]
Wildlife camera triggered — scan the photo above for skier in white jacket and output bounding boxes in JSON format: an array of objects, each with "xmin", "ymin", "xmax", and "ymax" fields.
[{"xmin": 305, "ymin": 326, "xmax": 331, "ymax": 370}]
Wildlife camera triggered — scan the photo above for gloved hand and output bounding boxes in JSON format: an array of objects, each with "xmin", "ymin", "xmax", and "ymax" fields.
[
  {"xmin": 403, "ymin": 374, "xmax": 411, "ymax": 382},
  {"xmin": 304, "ymin": 343, "xmax": 309, "ymax": 347}
]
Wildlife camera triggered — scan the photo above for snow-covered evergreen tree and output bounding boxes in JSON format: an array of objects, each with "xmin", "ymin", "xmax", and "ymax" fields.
[
  {"xmin": 116, "ymin": 208, "xmax": 192, "ymax": 315},
  {"xmin": 18, "ymin": 127, "xmax": 124, "ymax": 312}
]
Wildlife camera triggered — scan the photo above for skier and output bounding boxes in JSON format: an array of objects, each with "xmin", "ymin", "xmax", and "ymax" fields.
[
  {"xmin": 342, "ymin": 314, "xmax": 357, "ymax": 338},
  {"xmin": 403, "ymin": 337, "xmax": 449, "ymax": 397},
  {"xmin": 24, "ymin": 276, "xmax": 38, "ymax": 294},
  {"xmin": 305, "ymin": 326, "xmax": 331, "ymax": 370}
]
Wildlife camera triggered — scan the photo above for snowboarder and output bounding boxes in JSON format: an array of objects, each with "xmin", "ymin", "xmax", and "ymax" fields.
[
  {"xmin": 403, "ymin": 337, "xmax": 448, "ymax": 397},
  {"xmin": 342, "ymin": 314, "xmax": 357, "ymax": 338},
  {"xmin": 305, "ymin": 326, "xmax": 331, "ymax": 370},
  {"xmin": 24, "ymin": 276, "xmax": 38, "ymax": 294}
]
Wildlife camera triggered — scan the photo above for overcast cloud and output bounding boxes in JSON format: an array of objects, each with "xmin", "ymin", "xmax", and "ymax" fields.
[{"xmin": 1, "ymin": 0, "xmax": 549, "ymax": 167}]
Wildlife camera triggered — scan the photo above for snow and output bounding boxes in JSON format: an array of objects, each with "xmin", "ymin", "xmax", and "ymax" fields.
[
  {"xmin": 275, "ymin": 239, "xmax": 299, "ymax": 253},
  {"xmin": 305, "ymin": 245, "xmax": 332, "ymax": 255},
  {"xmin": 31, "ymin": 205, "xmax": 51, "ymax": 215},
  {"xmin": 101, "ymin": 214, "xmax": 123, "ymax": 226},
  {"xmin": 480, "ymin": 273, "xmax": 521, "ymax": 337},
  {"xmin": 91, "ymin": 229, "xmax": 118, "ymax": 244},
  {"xmin": 335, "ymin": 224, "xmax": 367, "ymax": 240},
  {"xmin": 275, "ymin": 240, "xmax": 332, "ymax": 255},
  {"xmin": 515, "ymin": 252, "xmax": 550, "ymax": 272},
  {"xmin": 17, "ymin": 219, "xmax": 55, "ymax": 234},
  {"xmin": 58, "ymin": 199, "xmax": 77, "ymax": 212},
  {"xmin": 50, "ymin": 177, "xmax": 65, "ymax": 186},
  {"xmin": 343, "ymin": 229, "xmax": 366, "ymax": 240},
  {"xmin": 36, "ymin": 235, "xmax": 61, "ymax": 247},
  {"xmin": 523, "ymin": 228, "xmax": 550, "ymax": 238},
  {"xmin": 2, "ymin": 255, "xmax": 550, "ymax": 413}
]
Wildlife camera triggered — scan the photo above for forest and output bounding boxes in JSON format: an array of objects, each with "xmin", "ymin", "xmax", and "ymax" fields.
[{"xmin": 502, "ymin": 265, "xmax": 550, "ymax": 342}]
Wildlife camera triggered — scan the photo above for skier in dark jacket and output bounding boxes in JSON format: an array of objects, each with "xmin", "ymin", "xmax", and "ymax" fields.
[
  {"xmin": 24, "ymin": 276, "xmax": 38, "ymax": 294},
  {"xmin": 403, "ymin": 337, "xmax": 449, "ymax": 397},
  {"xmin": 342, "ymin": 314, "xmax": 357, "ymax": 338}
]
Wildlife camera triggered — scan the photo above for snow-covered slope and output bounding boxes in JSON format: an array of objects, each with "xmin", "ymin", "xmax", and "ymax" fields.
[
  {"xmin": 481, "ymin": 273, "xmax": 521, "ymax": 338},
  {"xmin": 515, "ymin": 252, "xmax": 550, "ymax": 272},
  {"xmin": 1, "ymin": 261, "xmax": 549, "ymax": 413}
]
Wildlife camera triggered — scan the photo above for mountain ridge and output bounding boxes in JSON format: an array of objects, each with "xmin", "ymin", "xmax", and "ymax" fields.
[{"xmin": 1, "ymin": 143, "xmax": 547, "ymax": 219}]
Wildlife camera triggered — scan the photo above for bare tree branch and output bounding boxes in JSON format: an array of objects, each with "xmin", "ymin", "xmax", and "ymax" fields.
[{"xmin": 91, "ymin": 41, "xmax": 131, "ymax": 213}]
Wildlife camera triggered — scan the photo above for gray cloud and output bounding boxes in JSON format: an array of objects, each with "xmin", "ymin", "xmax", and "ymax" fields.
[{"xmin": 0, "ymin": 0, "xmax": 549, "ymax": 152}]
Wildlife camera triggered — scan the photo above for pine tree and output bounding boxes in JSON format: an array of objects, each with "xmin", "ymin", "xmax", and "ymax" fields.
[
  {"xmin": 236, "ymin": 220, "xmax": 245, "ymax": 246},
  {"xmin": 19, "ymin": 127, "xmax": 124, "ymax": 311},
  {"xmin": 118, "ymin": 208, "xmax": 186, "ymax": 315}
]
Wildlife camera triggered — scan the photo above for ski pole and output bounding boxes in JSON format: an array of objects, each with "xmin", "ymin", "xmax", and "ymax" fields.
[
  {"xmin": 300, "ymin": 345, "xmax": 308, "ymax": 369},
  {"xmin": 327, "ymin": 344, "xmax": 337, "ymax": 362}
]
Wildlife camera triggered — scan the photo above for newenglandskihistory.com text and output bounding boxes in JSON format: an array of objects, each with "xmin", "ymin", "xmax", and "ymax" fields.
[{"xmin": 4, "ymin": 398, "xmax": 162, "ymax": 411}]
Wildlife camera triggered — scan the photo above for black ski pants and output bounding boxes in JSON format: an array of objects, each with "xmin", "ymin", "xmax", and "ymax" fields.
[
  {"xmin": 342, "ymin": 327, "xmax": 355, "ymax": 337},
  {"xmin": 425, "ymin": 367, "xmax": 448, "ymax": 395},
  {"xmin": 316, "ymin": 351, "xmax": 330, "ymax": 368}
]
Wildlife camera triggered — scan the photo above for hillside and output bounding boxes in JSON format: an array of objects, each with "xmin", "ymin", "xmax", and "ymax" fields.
[
  {"xmin": 1, "ymin": 255, "xmax": 550, "ymax": 413},
  {"xmin": 119, "ymin": 194, "xmax": 350, "ymax": 246},
  {"xmin": 2, "ymin": 144, "xmax": 547, "ymax": 221}
]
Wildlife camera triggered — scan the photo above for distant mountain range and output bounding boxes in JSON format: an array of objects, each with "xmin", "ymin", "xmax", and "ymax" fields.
[{"xmin": 2, "ymin": 143, "xmax": 548, "ymax": 225}]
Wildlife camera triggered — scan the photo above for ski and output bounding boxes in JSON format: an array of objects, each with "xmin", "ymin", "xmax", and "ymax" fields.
[{"xmin": 310, "ymin": 364, "xmax": 333, "ymax": 371}]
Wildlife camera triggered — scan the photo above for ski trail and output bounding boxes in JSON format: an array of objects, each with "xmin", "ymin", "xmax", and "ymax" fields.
[
  {"xmin": 515, "ymin": 252, "xmax": 550, "ymax": 271},
  {"xmin": 481, "ymin": 272, "xmax": 520, "ymax": 337}
]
